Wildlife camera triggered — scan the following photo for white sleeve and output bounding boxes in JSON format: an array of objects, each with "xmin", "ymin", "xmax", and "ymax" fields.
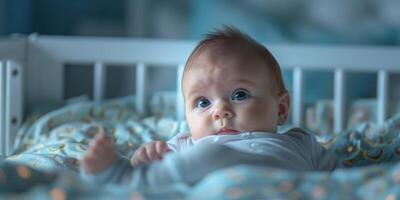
[
  {"xmin": 80, "ymin": 156, "xmax": 131, "ymax": 184},
  {"xmin": 166, "ymin": 132, "xmax": 192, "ymax": 152},
  {"xmin": 299, "ymin": 129, "xmax": 344, "ymax": 171},
  {"xmin": 82, "ymin": 143, "xmax": 277, "ymax": 188}
]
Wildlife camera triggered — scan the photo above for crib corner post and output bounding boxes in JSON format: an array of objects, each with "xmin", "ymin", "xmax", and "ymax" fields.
[{"xmin": 2, "ymin": 60, "xmax": 23, "ymax": 156}]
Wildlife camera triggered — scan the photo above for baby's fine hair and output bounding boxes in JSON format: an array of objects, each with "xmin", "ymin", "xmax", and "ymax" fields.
[{"xmin": 184, "ymin": 26, "xmax": 287, "ymax": 94}]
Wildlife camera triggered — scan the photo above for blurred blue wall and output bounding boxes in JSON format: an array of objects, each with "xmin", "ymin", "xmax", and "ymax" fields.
[
  {"xmin": 1, "ymin": 0, "xmax": 399, "ymax": 44},
  {"xmin": 0, "ymin": 0, "xmax": 398, "ymax": 102}
]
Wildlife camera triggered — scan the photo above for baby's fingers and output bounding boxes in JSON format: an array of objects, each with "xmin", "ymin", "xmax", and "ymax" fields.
[
  {"xmin": 146, "ymin": 144, "xmax": 162, "ymax": 161},
  {"xmin": 155, "ymin": 142, "xmax": 170, "ymax": 157},
  {"xmin": 133, "ymin": 148, "xmax": 151, "ymax": 165}
]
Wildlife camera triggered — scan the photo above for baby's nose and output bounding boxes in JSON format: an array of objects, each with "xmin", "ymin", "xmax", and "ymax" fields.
[{"xmin": 212, "ymin": 105, "xmax": 234, "ymax": 121}]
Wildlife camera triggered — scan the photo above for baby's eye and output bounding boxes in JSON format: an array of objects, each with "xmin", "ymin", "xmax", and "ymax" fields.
[
  {"xmin": 231, "ymin": 89, "xmax": 250, "ymax": 101},
  {"xmin": 196, "ymin": 98, "xmax": 211, "ymax": 108}
]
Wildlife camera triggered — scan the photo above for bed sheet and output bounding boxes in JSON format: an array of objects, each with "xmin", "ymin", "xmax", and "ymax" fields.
[
  {"xmin": 305, "ymin": 98, "xmax": 400, "ymax": 138},
  {"xmin": 6, "ymin": 94, "xmax": 186, "ymax": 172},
  {"xmin": 1, "ymin": 158, "xmax": 400, "ymax": 199},
  {"xmin": 1, "ymin": 93, "xmax": 400, "ymax": 199}
]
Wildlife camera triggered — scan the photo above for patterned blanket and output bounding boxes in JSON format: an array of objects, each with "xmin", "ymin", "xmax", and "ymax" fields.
[{"xmin": 1, "ymin": 94, "xmax": 400, "ymax": 199}]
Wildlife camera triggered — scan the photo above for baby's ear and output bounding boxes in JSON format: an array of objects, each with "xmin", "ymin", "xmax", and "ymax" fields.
[{"xmin": 277, "ymin": 92, "xmax": 290, "ymax": 125}]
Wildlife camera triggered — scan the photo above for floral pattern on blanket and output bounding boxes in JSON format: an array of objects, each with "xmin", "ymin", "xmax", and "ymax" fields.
[
  {"xmin": 2, "ymin": 93, "xmax": 400, "ymax": 199},
  {"xmin": 2, "ymin": 157, "xmax": 400, "ymax": 199},
  {"xmin": 6, "ymin": 94, "xmax": 186, "ymax": 172},
  {"xmin": 325, "ymin": 113, "xmax": 400, "ymax": 167},
  {"xmin": 191, "ymin": 163, "xmax": 400, "ymax": 200}
]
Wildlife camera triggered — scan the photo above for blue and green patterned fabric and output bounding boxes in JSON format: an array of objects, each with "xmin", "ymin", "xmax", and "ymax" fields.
[{"xmin": 1, "ymin": 93, "xmax": 400, "ymax": 199}]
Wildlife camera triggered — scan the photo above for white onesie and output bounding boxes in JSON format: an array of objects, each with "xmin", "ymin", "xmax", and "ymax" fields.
[
  {"xmin": 167, "ymin": 128, "xmax": 341, "ymax": 171},
  {"xmin": 81, "ymin": 128, "xmax": 342, "ymax": 188}
]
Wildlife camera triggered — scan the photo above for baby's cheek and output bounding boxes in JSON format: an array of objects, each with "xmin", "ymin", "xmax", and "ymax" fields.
[
  {"xmin": 240, "ymin": 106, "xmax": 277, "ymax": 129},
  {"xmin": 187, "ymin": 116, "xmax": 209, "ymax": 139}
]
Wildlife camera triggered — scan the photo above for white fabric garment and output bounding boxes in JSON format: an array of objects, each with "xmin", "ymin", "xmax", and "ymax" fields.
[
  {"xmin": 81, "ymin": 128, "xmax": 342, "ymax": 188},
  {"xmin": 167, "ymin": 128, "xmax": 341, "ymax": 171}
]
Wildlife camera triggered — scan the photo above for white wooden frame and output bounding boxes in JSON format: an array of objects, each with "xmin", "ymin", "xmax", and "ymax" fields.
[
  {"xmin": 0, "ymin": 38, "xmax": 25, "ymax": 156},
  {"xmin": 1, "ymin": 35, "xmax": 400, "ymax": 156}
]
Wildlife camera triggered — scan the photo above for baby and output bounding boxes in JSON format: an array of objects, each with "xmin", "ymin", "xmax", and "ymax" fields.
[{"xmin": 81, "ymin": 26, "xmax": 342, "ymax": 187}]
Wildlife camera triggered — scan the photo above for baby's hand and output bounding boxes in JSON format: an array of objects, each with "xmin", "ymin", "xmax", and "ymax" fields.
[
  {"xmin": 81, "ymin": 131, "xmax": 117, "ymax": 175},
  {"xmin": 130, "ymin": 141, "xmax": 170, "ymax": 166}
]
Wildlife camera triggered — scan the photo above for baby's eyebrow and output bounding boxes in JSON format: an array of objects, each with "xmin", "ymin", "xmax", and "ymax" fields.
[
  {"xmin": 185, "ymin": 86, "xmax": 206, "ymax": 97},
  {"xmin": 232, "ymin": 79, "xmax": 256, "ymax": 87}
]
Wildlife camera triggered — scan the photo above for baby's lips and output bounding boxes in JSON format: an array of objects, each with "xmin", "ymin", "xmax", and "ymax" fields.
[{"xmin": 217, "ymin": 128, "xmax": 240, "ymax": 135}]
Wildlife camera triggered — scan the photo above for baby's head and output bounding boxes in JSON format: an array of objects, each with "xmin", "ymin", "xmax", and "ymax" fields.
[{"xmin": 182, "ymin": 26, "xmax": 290, "ymax": 140}]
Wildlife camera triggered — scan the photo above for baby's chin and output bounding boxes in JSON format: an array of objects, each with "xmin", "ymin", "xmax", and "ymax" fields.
[
  {"xmin": 191, "ymin": 130, "xmax": 241, "ymax": 140},
  {"xmin": 191, "ymin": 128, "xmax": 277, "ymax": 140}
]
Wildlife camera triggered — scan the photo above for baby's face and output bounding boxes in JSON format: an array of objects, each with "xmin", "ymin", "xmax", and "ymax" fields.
[{"xmin": 183, "ymin": 49, "xmax": 286, "ymax": 140}]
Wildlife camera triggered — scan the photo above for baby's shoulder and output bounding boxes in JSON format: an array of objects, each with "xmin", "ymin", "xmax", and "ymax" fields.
[{"xmin": 282, "ymin": 128, "xmax": 316, "ymax": 143}]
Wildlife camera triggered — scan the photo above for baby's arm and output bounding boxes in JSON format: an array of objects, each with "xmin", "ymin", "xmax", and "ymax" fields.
[
  {"xmin": 81, "ymin": 131, "xmax": 117, "ymax": 175},
  {"xmin": 130, "ymin": 141, "xmax": 171, "ymax": 166},
  {"xmin": 88, "ymin": 143, "xmax": 272, "ymax": 188}
]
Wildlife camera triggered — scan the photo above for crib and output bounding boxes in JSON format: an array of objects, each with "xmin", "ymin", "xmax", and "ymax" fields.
[
  {"xmin": 1, "ymin": 35, "xmax": 400, "ymax": 198},
  {"xmin": 1, "ymin": 35, "xmax": 400, "ymax": 157}
]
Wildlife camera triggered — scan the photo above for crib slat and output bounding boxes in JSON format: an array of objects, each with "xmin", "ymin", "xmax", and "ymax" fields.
[
  {"xmin": 176, "ymin": 64, "xmax": 185, "ymax": 121},
  {"xmin": 5, "ymin": 61, "xmax": 23, "ymax": 156},
  {"xmin": 334, "ymin": 69, "xmax": 346, "ymax": 133},
  {"xmin": 94, "ymin": 61, "xmax": 106, "ymax": 101},
  {"xmin": 292, "ymin": 68, "xmax": 303, "ymax": 127},
  {"xmin": 136, "ymin": 63, "xmax": 147, "ymax": 115},
  {"xmin": 377, "ymin": 70, "xmax": 389, "ymax": 124},
  {"xmin": 0, "ymin": 61, "xmax": 5, "ymax": 156}
]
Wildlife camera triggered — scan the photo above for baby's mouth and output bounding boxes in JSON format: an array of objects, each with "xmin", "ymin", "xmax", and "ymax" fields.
[{"xmin": 216, "ymin": 128, "xmax": 240, "ymax": 135}]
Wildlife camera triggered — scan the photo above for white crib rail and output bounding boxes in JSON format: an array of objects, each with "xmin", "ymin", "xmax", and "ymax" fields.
[
  {"xmin": 377, "ymin": 70, "xmax": 389, "ymax": 124},
  {"xmin": 26, "ymin": 37, "xmax": 400, "ymax": 129},
  {"xmin": 2, "ymin": 35, "xmax": 400, "ymax": 156},
  {"xmin": 0, "ymin": 60, "xmax": 23, "ymax": 156},
  {"xmin": 93, "ymin": 61, "xmax": 106, "ymax": 101},
  {"xmin": 292, "ymin": 67, "xmax": 303, "ymax": 127},
  {"xmin": 176, "ymin": 64, "xmax": 185, "ymax": 121},
  {"xmin": 334, "ymin": 69, "xmax": 346, "ymax": 133},
  {"xmin": 135, "ymin": 62, "xmax": 148, "ymax": 115},
  {"xmin": 90, "ymin": 62, "xmax": 186, "ymax": 117},
  {"xmin": 26, "ymin": 36, "xmax": 195, "ymax": 117},
  {"xmin": 0, "ymin": 38, "xmax": 25, "ymax": 157}
]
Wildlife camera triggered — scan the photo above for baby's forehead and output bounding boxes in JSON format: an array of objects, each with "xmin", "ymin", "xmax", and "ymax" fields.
[
  {"xmin": 199, "ymin": 40, "xmax": 256, "ymax": 60},
  {"xmin": 188, "ymin": 43, "xmax": 266, "ymax": 70},
  {"xmin": 183, "ymin": 48, "xmax": 279, "ymax": 93}
]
